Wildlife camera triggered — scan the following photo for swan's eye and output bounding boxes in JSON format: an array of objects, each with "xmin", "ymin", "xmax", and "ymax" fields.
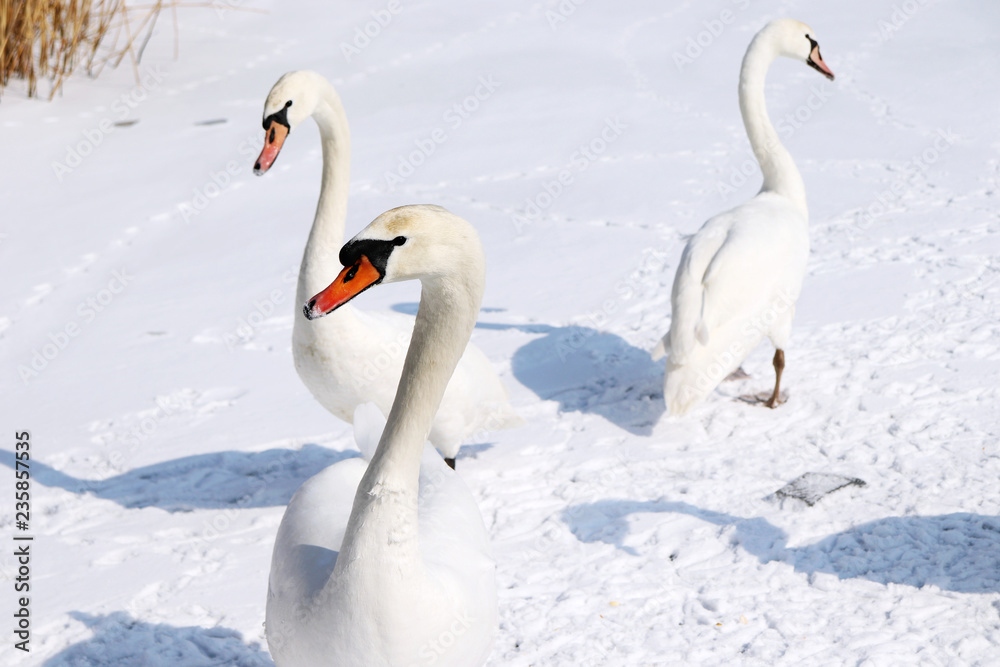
[
  {"xmin": 343, "ymin": 263, "xmax": 360, "ymax": 283},
  {"xmin": 285, "ymin": 100, "xmax": 293, "ymax": 107},
  {"xmin": 393, "ymin": 236, "xmax": 407, "ymax": 246}
]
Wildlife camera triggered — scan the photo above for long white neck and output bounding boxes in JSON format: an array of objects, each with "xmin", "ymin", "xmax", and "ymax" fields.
[
  {"xmin": 298, "ymin": 81, "xmax": 352, "ymax": 305},
  {"xmin": 336, "ymin": 263, "xmax": 484, "ymax": 570},
  {"xmin": 739, "ymin": 35, "xmax": 808, "ymax": 217}
]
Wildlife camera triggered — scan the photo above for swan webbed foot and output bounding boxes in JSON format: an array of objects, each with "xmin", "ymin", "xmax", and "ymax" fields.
[{"xmin": 444, "ymin": 457, "xmax": 456, "ymax": 470}]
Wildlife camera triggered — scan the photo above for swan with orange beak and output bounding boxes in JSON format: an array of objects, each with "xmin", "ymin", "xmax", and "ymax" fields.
[
  {"xmin": 305, "ymin": 235, "xmax": 405, "ymax": 320},
  {"xmin": 652, "ymin": 19, "xmax": 837, "ymax": 416},
  {"xmin": 254, "ymin": 100, "xmax": 291, "ymax": 174},
  {"xmin": 266, "ymin": 204, "xmax": 499, "ymax": 667},
  {"xmin": 251, "ymin": 71, "xmax": 522, "ymax": 469}
]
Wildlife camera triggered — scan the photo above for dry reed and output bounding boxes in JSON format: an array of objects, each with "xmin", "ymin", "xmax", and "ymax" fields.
[{"xmin": 1, "ymin": 1, "xmax": 198, "ymax": 100}]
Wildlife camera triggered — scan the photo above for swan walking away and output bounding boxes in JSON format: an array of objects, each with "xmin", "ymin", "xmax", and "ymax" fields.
[{"xmin": 653, "ymin": 19, "xmax": 835, "ymax": 416}]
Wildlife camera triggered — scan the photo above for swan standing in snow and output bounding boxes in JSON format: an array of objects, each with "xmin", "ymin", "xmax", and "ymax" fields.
[
  {"xmin": 265, "ymin": 205, "xmax": 497, "ymax": 666},
  {"xmin": 652, "ymin": 19, "xmax": 835, "ymax": 416},
  {"xmin": 254, "ymin": 71, "xmax": 521, "ymax": 467}
]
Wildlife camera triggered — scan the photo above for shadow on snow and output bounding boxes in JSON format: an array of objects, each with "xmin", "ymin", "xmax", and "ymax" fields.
[
  {"xmin": 509, "ymin": 325, "xmax": 664, "ymax": 436},
  {"xmin": 43, "ymin": 611, "xmax": 273, "ymax": 666},
  {"xmin": 395, "ymin": 305, "xmax": 667, "ymax": 437},
  {"xmin": 563, "ymin": 499, "xmax": 1000, "ymax": 593},
  {"xmin": 0, "ymin": 445, "xmax": 356, "ymax": 512}
]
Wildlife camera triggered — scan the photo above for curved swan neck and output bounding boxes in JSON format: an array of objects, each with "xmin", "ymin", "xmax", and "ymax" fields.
[
  {"xmin": 739, "ymin": 35, "xmax": 808, "ymax": 217},
  {"xmin": 373, "ymin": 271, "xmax": 482, "ymax": 483},
  {"xmin": 335, "ymin": 265, "xmax": 484, "ymax": 571},
  {"xmin": 300, "ymin": 81, "xmax": 352, "ymax": 301}
]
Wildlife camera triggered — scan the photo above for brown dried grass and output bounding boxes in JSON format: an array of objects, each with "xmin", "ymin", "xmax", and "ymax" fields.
[{"xmin": 0, "ymin": 1, "xmax": 200, "ymax": 100}]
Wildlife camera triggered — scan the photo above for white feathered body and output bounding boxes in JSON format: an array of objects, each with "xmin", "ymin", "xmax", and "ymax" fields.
[
  {"xmin": 293, "ymin": 305, "xmax": 521, "ymax": 459},
  {"xmin": 655, "ymin": 191, "xmax": 809, "ymax": 415},
  {"xmin": 259, "ymin": 71, "xmax": 521, "ymax": 462},
  {"xmin": 652, "ymin": 18, "xmax": 835, "ymax": 415},
  {"xmin": 266, "ymin": 406, "xmax": 498, "ymax": 666}
]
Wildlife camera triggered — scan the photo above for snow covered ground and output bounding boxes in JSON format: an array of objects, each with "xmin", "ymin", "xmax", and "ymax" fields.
[{"xmin": 2, "ymin": 0, "xmax": 999, "ymax": 663}]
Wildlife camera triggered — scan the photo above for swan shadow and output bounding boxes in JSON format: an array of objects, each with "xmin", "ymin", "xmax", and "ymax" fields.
[
  {"xmin": 562, "ymin": 499, "xmax": 1000, "ymax": 593},
  {"xmin": 43, "ymin": 611, "xmax": 273, "ymax": 666},
  {"xmin": 0, "ymin": 444, "xmax": 356, "ymax": 512},
  {"xmin": 456, "ymin": 442, "xmax": 494, "ymax": 461},
  {"xmin": 392, "ymin": 302, "xmax": 552, "ymax": 334},
  {"xmin": 399, "ymin": 304, "xmax": 666, "ymax": 434},
  {"xmin": 510, "ymin": 325, "xmax": 664, "ymax": 435}
]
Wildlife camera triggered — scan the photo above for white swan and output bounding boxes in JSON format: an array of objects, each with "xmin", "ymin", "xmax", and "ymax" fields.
[
  {"xmin": 254, "ymin": 71, "xmax": 522, "ymax": 467},
  {"xmin": 652, "ymin": 19, "xmax": 835, "ymax": 416},
  {"xmin": 266, "ymin": 205, "xmax": 498, "ymax": 666}
]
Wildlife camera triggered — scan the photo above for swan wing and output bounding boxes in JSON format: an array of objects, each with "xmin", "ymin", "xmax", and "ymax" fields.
[
  {"xmin": 269, "ymin": 404, "xmax": 381, "ymax": 605},
  {"xmin": 418, "ymin": 448, "xmax": 494, "ymax": 569},
  {"xmin": 672, "ymin": 197, "xmax": 805, "ymax": 359},
  {"xmin": 266, "ymin": 455, "xmax": 367, "ymax": 615},
  {"xmin": 668, "ymin": 214, "xmax": 732, "ymax": 364},
  {"xmin": 699, "ymin": 198, "xmax": 807, "ymax": 338},
  {"xmin": 416, "ymin": 448, "xmax": 498, "ymax": 662}
]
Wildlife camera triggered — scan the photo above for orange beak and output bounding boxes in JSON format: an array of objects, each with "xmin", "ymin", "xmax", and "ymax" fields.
[
  {"xmin": 254, "ymin": 120, "xmax": 290, "ymax": 175},
  {"xmin": 304, "ymin": 255, "xmax": 382, "ymax": 320},
  {"xmin": 807, "ymin": 45, "xmax": 835, "ymax": 81}
]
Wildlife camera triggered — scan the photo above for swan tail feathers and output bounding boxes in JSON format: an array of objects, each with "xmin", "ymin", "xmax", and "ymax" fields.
[
  {"xmin": 494, "ymin": 402, "xmax": 526, "ymax": 430},
  {"xmin": 352, "ymin": 402, "xmax": 386, "ymax": 461},
  {"xmin": 695, "ymin": 320, "xmax": 710, "ymax": 346},
  {"xmin": 651, "ymin": 336, "xmax": 668, "ymax": 361},
  {"xmin": 663, "ymin": 325, "xmax": 748, "ymax": 416},
  {"xmin": 664, "ymin": 360, "xmax": 710, "ymax": 417},
  {"xmin": 471, "ymin": 399, "xmax": 526, "ymax": 438}
]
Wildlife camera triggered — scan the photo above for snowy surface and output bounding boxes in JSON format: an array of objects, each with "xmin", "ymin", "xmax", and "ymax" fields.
[{"xmin": 2, "ymin": 0, "xmax": 1000, "ymax": 664}]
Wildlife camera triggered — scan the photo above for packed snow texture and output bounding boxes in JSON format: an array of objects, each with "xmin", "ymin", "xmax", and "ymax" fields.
[{"xmin": 2, "ymin": 0, "xmax": 999, "ymax": 664}]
